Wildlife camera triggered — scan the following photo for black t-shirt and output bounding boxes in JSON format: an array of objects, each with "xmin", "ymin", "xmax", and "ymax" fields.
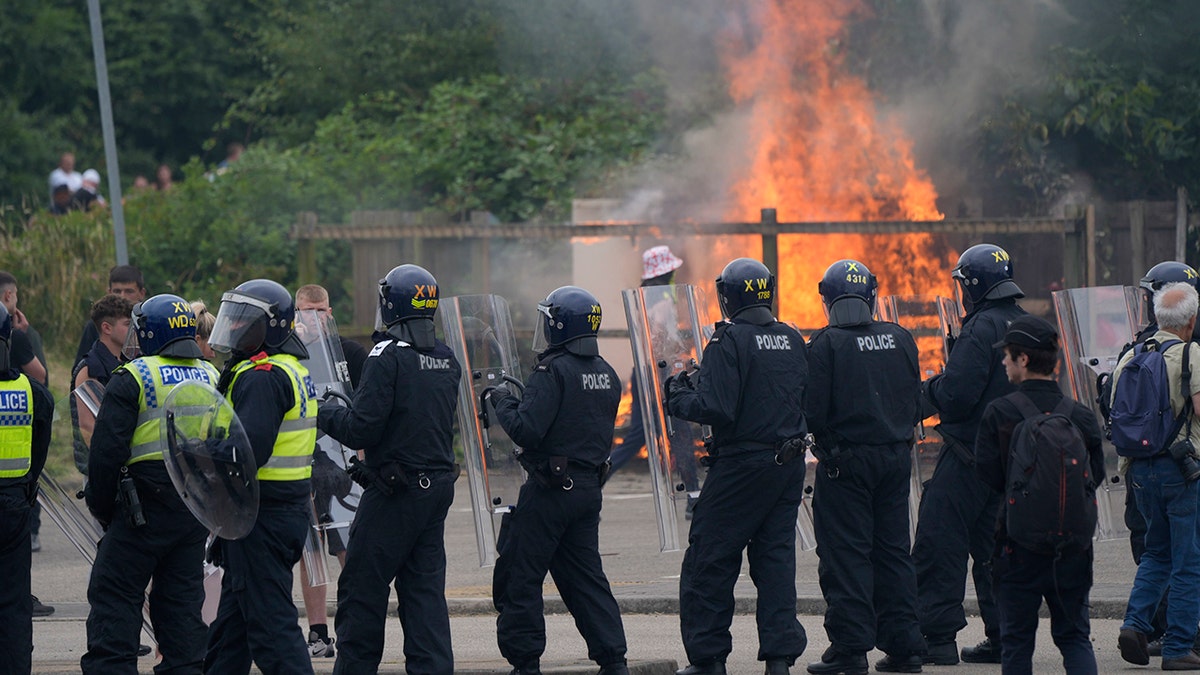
[{"xmin": 10, "ymin": 330, "xmax": 35, "ymax": 371}]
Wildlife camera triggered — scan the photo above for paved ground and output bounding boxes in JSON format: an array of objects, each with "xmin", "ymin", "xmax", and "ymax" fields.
[{"xmin": 29, "ymin": 469, "xmax": 1146, "ymax": 673}]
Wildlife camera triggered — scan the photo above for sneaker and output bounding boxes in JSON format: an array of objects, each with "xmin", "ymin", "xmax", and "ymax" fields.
[
  {"xmin": 308, "ymin": 630, "xmax": 335, "ymax": 658},
  {"xmin": 960, "ymin": 638, "xmax": 1001, "ymax": 664},
  {"xmin": 1149, "ymin": 639, "xmax": 1164, "ymax": 657},
  {"xmin": 1163, "ymin": 653, "xmax": 1200, "ymax": 671},
  {"xmin": 30, "ymin": 534, "xmax": 40, "ymax": 552},
  {"xmin": 1118, "ymin": 627, "xmax": 1150, "ymax": 665},
  {"xmin": 31, "ymin": 595, "xmax": 54, "ymax": 617}
]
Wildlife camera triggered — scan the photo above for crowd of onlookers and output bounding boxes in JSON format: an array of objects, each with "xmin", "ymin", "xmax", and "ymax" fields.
[{"xmin": 45, "ymin": 143, "xmax": 244, "ymax": 215}]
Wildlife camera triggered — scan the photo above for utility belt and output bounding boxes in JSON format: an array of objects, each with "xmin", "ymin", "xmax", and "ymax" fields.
[
  {"xmin": 519, "ymin": 454, "xmax": 609, "ymax": 490},
  {"xmin": 706, "ymin": 438, "xmax": 807, "ymax": 467},
  {"xmin": 347, "ymin": 459, "xmax": 460, "ymax": 496}
]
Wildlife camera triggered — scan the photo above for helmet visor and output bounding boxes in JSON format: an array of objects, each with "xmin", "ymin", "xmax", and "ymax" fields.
[
  {"xmin": 208, "ymin": 292, "xmax": 271, "ymax": 354},
  {"xmin": 374, "ymin": 304, "xmax": 386, "ymax": 333},
  {"xmin": 122, "ymin": 322, "xmax": 141, "ymax": 360},
  {"xmin": 531, "ymin": 302, "xmax": 553, "ymax": 353}
]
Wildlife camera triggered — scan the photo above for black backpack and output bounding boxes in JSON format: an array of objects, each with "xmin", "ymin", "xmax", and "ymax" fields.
[{"xmin": 1004, "ymin": 393, "xmax": 1097, "ymax": 553}]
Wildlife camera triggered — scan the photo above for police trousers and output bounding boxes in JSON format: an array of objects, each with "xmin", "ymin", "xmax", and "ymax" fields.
[
  {"xmin": 333, "ymin": 470, "xmax": 455, "ymax": 675},
  {"xmin": 82, "ymin": 498, "xmax": 207, "ymax": 675},
  {"xmin": 494, "ymin": 472, "xmax": 626, "ymax": 668},
  {"xmin": 912, "ymin": 443, "xmax": 1001, "ymax": 643},
  {"xmin": 813, "ymin": 443, "xmax": 922, "ymax": 656},
  {"xmin": 0, "ymin": 493, "xmax": 32, "ymax": 675},
  {"xmin": 679, "ymin": 452, "xmax": 807, "ymax": 665},
  {"xmin": 204, "ymin": 500, "xmax": 312, "ymax": 675}
]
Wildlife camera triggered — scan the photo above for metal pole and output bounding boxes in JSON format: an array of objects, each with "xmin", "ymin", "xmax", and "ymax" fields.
[{"xmin": 86, "ymin": 0, "xmax": 128, "ymax": 265}]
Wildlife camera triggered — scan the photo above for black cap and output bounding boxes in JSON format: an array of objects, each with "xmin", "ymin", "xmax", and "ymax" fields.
[{"xmin": 993, "ymin": 315, "xmax": 1058, "ymax": 351}]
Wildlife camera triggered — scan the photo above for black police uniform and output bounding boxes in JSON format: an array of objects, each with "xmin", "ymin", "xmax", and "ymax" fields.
[
  {"xmin": 491, "ymin": 348, "xmax": 628, "ymax": 671},
  {"xmin": 0, "ymin": 370, "xmax": 52, "ymax": 675},
  {"xmin": 806, "ymin": 317, "xmax": 923, "ymax": 661},
  {"xmin": 975, "ymin": 379, "xmax": 1105, "ymax": 672},
  {"xmin": 318, "ymin": 335, "xmax": 461, "ymax": 674},
  {"xmin": 670, "ymin": 315, "xmax": 809, "ymax": 668},
  {"xmin": 913, "ymin": 297, "xmax": 1026, "ymax": 650},
  {"xmin": 83, "ymin": 367, "xmax": 210, "ymax": 674},
  {"xmin": 203, "ymin": 355, "xmax": 314, "ymax": 675}
]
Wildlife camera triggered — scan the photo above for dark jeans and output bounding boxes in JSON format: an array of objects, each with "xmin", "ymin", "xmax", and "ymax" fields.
[
  {"xmin": 0, "ymin": 495, "xmax": 33, "ymax": 675},
  {"xmin": 993, "ymin": 543, "xmax": 1096, "ymax": 675},
  {"xmin": 1123, "ymin": 456, "xmax": 1200, "ymax": 660},
  {"xmin": 494, "ymin": 473, "xmax": 626, "ymax": 668},
  {"xmin": 912, "ymin": 444, "xmax": 1002, "ymax": 643},
  {"xmin": 82, "ymin": 499, "xmax": 207, "ymax": 674},
  {"xmin": 204, "ymin": 500, "xmax": 312, "ymax": 675},
  {"xmin": 813, "ymin": 443, "xmax": 922, "ymax": 656},
  {"xmin": 679, "ymin": 452, "xmax": 807, "ymax": 665},
  {"xmin": 333, "ymin": 472, "xmax": 454, "ymax": 675}
]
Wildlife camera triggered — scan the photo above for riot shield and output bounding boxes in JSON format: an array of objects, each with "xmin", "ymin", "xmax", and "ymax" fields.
[
  {"xmin": 75, "ymin": 379, "xmax": 105, "ymax": 417},
  {"xmin": 441, "ymin": 294, "xmax": 526, "ymax": 567},
  {"xmin": 622, "ymin": 284, "xmax": 710, "ymax": 553},
  {"xmin": 296, "ymin": 309, "xmax": 361, "ymax": 574},
  {"xmin": 161, "ymin": 381, "xmax": 259, "ymax": 540},
  {"xmin": 1053, "ymin": 285, "xmax": 1140, "ymax": 541}
]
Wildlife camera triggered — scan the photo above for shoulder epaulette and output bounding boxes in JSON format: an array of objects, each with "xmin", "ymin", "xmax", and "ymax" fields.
[
  {"xmin": 710, "ymin": 321, "xmax": 731, "ymax": 342},
  {"xmin": 368, "ymin": 339, "xmax": 401, "ymax": 357},
  {"xmin": 534, "ymin": 351, "xmax": 567, "ymax": 372}
]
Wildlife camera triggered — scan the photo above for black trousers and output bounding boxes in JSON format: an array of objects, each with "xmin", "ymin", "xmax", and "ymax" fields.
[
  {"xmin": 82, "ymin": 498, "xmax": 207, "ymax": 674},
  {"xmin": 204, "ymin": 500, "xmax": 311, "ymax": 675},
  {"xmin": 912, "ymin": 444, "xmax": 1002, "ymax": 643},
  {"xmin": 813, "ymin": 443, "xmax": 922, "ymax": 656},
  {"xmin": 494, "ymin": 473, "xmax": 626, "ymax": 668},
  {"xmin": 993, "ymin": 543, "xmax": 1096, "ymax": 675},
  {"xmin": 0, "ymin": 494, "xmax": 33, "ymax": 675},
  {"xmin": 679, "ymin": 452, "xmax": 807, "ymax": 666},
  {"xmin": 332, "ymin": 471, "xmax": 455, "ymax": 675}
]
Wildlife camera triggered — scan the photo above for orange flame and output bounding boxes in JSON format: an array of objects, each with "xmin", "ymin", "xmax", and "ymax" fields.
[{"xmin": 719, "ymin": 0, "xmax": 954, "ymax": 329}]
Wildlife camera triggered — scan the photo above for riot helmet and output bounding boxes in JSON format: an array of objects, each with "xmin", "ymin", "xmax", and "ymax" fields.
[
  {"xmin": 951, "ymin": 243, "xmax": 1023, "ymax": 310},
  {"xmin": 1139, "ymin": 261, "xmax": 1199, "ymax": 325},
  {"xmin": 532, "ymin": 286, "xmax": 602, "ymax": 356},
  {"xmin": 208, "ymin": 279, "xmax": 297, "ymax": 355},
  {"xmin": 819, "ymin": 259, "xmax": 877, "ymax": 326},
  {"xmin": 123, "ymin": 294, "xmax": 203, "ymax": 360},
  {"xmin": 715, "ymin": 258, "xmax": 775, "ymax": 320},
  {"xmin": 0, "ymin": 303, "xmax": 10, "ymax": 373},
  {"xmin": 376, "ymin": 264, "xmax": 440, "ymax": 349}
]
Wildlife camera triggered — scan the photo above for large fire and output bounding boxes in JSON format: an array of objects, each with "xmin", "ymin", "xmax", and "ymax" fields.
[{"xmin": 719, "ymin": 0, "xmax": 956, "ymax": 329}]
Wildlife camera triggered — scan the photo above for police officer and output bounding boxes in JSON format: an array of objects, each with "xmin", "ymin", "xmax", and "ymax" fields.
[
  {"xmin": 913, "ymin": 243, "xmax": 1027, "ymax": 665},
  {"xmin": 804, "ymin": 261, "xmax": 923, "ymax": 674},
  {"xmin": 489, "ymin": 286, "xmax": 629, "ymax": 675},
  {"xmin": 318, "ymin": 264, "xmax": 461, "ymax": 674},
  {"xmin": 82, "ymin": 295, "xmax": 219, "ymax": 673},
  {"xmin": 203, "ymin": 279, "xmax": 318, "ymax": 675},
  {"xmin": 0, "ymin": 302, "xmax": 53, "ymax": 674},
  {"xmin": 667, "ymin": 258, "xmax": 808, "ymax": 675}
]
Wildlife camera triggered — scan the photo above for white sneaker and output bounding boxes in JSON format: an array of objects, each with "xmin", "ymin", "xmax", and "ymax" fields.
[{"xmin": 308, "ymin": 630, "xmax": 335, "ymax": 658}]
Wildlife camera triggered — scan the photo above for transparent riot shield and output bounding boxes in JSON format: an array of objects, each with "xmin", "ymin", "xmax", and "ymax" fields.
[
  {"xmin": 878, "ymin": 295, "xmax": 960, "ymax": 539},
  {"xmin": 441, "ymin": 294, "xmax": 526, "ymax": 567},
  {"xmin": 622, "ymin": 284, "xmax": 710, "ymax": 553},
  {"xmin": 296, "ymin": 309, "xmax": 359, "ymax": 582},
  {"xmin": 71, "ymin": 379, "xmax": 106, "ymax": 476},
  {"xmin": 1053, "ymin": 285, "xmax": 1140, "ymax": 541},
  {"xmin": 161, "ymin": 381, "xmax": 259, "ymax": 540}
]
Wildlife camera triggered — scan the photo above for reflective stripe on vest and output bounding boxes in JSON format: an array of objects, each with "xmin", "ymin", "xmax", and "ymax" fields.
[
  {"xmin": 0, "ymin": 376, "xmax": 33, "ymax": 477},
  {"xmin": 120, "ymin": 356, "xmax": 220, "ymax": 464},
  {"xmin": 231, "ymin": 353, "xmax": 317, "ymax": 481}
]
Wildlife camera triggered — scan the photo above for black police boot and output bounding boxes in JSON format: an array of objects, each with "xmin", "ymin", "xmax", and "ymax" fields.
[
  {"xmin": 921, "ymin": 638, "xmax": 957, "ymax": 666},
  {"xmin": 509, "ymin": 663, "xmax": 542, "ymax": 675},
  {"xmin": 676, "ymin": 663, "xmax": 727, "ymax": 675},
  {"xmin": 599, "ymin": 663, "xmax": 631, "ymax": 675},
  {"xmin": 765, "ymin": 658, "xmax": 791, "ymax": 674},
  {"xmin": 959, "ymin": 638, "xmax": 1002, "ymax": 664},
  {"xmin": 875, "ymin": 653, "xmax": 923, "ymax": 673},
  {"xmin": 806, "ymin": 646, "xmax": 868, "ymax": 675}
]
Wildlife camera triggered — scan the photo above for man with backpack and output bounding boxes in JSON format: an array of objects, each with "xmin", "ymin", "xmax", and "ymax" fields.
[
  {"xmin": 975, "ymin": 315, "xmax": 1104, "ymax": 674},
  {"xmin": 1110, "ymin": 282, "xmax": 1200, "ymax": 670}
]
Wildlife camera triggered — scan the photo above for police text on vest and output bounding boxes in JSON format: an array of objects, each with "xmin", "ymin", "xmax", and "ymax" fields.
[
  {"xmin": 581, "ymin": 373, "xmax": 612, "ymax": 390},
  {"xmin": 419, "ymin": 354, "xmax": 452, "ymax": 370},
  {"xmin": 856, "ymin": 334, "xmax": 896, "ymax": 351},
  {"xmin": 755, "ymin": 334, "xmax": 792, "ymax": 350}
]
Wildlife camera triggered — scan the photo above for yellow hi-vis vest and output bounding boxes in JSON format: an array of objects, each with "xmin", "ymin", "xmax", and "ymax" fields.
[
  {"xmin": 230, "ymin": 353, "xmax": 317, "ymax": 481},
  {"xmin": 0, "ymin": 375, "xmax": 34, "ymax": 478},
  {"xmin": 120, "ymin": 355, "xmax": 221, "ymax": 464}
]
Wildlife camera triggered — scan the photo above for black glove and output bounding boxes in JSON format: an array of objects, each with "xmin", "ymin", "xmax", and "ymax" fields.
[{"xmin": 346, "ymin": 457, "xmax": 374, "ymax": 490}]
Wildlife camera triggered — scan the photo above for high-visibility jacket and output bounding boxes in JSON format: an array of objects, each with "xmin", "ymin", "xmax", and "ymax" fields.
[
  {"xmin": 230, "ymin": 353, "xmax": 317, "ymax": 481},
  {"xmin": 0, "ymin": 375, "xmax": 34, "ymax": 477},
  {"xmin": 120, "ymin": 355, "xmax": 221, "ymax": 464}
]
